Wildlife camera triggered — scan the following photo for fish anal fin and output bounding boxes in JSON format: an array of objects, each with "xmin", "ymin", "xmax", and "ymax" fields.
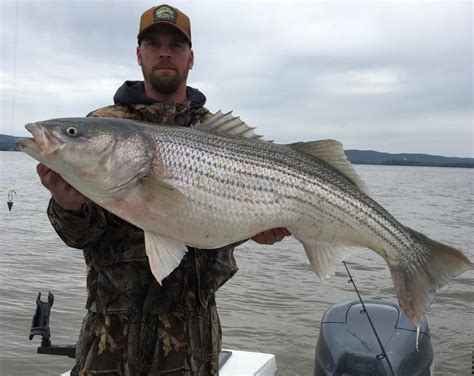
[
  {"xmin": 288, "ymin": 140, "xmax": 368, "ymax": 193},
  {"xmin": 389, "ymin": 227, "xmax": 473, "ymax": 328},
  {"xmin": 300, "ymin": 240, "xmax": 355, "ymax": 281},
  {"xmin": 144, "ymin": 231, "xmax": 188, "ymax": 284}
]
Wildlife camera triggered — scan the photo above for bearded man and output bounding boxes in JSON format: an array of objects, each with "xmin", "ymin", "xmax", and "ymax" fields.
[{"xmin": 37, "ymin": 4, "xmax": 289, "ymax": 375}]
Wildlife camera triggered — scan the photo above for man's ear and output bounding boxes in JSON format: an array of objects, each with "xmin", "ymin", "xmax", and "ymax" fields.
[
  {"xmin": 137, "ymin": 46, "xmax": 142, "ymax": 66},
  {"xmin": 188, "ymin": 50, "xmax": 194, "ymax": 69}
]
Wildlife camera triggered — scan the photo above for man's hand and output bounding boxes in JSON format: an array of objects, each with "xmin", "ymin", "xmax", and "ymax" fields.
[
  {"xmin": 36, "ymin": 163, "xmax": 86, "ymax": 213},
  {"xmin": 251, "ymin": 228, "xmax": 291, "ymax": 245}
]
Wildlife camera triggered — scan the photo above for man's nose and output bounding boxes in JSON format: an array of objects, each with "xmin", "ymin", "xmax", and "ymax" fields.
[{"xmin": 159, "ymin": 47, "xmax": 172, "ymax": 59}]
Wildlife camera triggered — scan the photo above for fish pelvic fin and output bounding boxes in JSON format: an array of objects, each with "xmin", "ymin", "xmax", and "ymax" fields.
[
  {"xmin": 142, "ymin": 178, "xmax": 188, "ymax": 215},
  {"xmin": 144, "ymin": 231, "xmax": 188, "ymax": 284},
  {"xmin": 389, "ymin": 228, "xmax": 472, "ymax": 328},
  {"xmin": 287, "ymin": 140, "xmax": 368, "ymax": 194}
]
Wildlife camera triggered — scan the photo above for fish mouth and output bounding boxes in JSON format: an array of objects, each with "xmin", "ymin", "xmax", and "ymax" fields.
[{"xmin": 16, "ymin": 123, "xmax": 62, "ymax": 157}]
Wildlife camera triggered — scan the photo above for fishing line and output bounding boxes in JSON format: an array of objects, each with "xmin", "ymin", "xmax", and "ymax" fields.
[
  {"xmin": 5, "ymin": 0, "xmax": 20, "ymax": 211},
  {"xmin": 342, "ymin": 261, "xmax": 395, "ymax": 376},
  {"xmin": 11, "ymin": 0, "xmax": 18, "ymax": 124}
]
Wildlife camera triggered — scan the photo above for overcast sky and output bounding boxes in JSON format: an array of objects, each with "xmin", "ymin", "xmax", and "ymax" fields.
[{"xmin": 1, "ymin": 0, "xmax": 472, "ymax": 156}]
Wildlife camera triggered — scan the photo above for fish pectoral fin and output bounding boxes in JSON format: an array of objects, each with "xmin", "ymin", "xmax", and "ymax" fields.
[
  {"xmin": 287, "ymin": 140, "xmax": 368, "ymax": 194},
  {"xmin": 144, "ymin": 231, "xmax": 188, "ymax": 284},
  {"xmin": 142, "ymin": 178, "xmax": 188, "ymax": 214},
  {"xmin": 300, "ymin": 240, "xmax": 355, "ymax": 281}
]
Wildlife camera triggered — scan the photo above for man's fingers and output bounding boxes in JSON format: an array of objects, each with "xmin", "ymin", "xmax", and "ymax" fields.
[
  {"xmin": 36, "ymin": 163, "xmax": 61, "ymax": 190},
  {"xmin": 264, "ymin": 231, "xmax": 274, "ymax": 243},
  {"xmin": 37, "ymin": 163, "xmax": 54, "ymax": 188},
  {"xmin": 274, "ymin": 228, "xmax": 291, "ymax": 241},
  {"xmin": 251, "ymin": 228, "xmax": 291, "ymax": 245},
  {"xmin": 251, "ymin": 232, "xmax": 266, "ymax": 244},
  {"xmin": 273, "ymin": 230, "xmax": 286, "ymax": 242},
  {"xmin": 35, "ymin": 164, "xmax": 86, "ymax": 211},
  {"xmin": 36, "ymin": 163, "xmax": 50, "ymax": 179}
]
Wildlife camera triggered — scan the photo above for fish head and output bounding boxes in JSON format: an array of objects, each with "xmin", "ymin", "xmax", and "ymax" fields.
[{"xmin": 16, "ymin": 117, "xmax": 154, "ymax": 203}]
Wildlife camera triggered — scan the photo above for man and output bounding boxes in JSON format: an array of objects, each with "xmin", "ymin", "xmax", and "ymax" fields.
[{"xmin": 37, "ymin": 4, "xmax": 290, "ymax": 375}]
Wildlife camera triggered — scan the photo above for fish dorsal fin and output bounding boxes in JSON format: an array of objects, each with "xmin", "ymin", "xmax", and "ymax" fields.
[
  {"xmin": 288, "ymin": 140, "xmax": 368, "ymax": 193},
  {"xmin": 194, "ymin": 110, "xmax": 266, "ymax": 140}
]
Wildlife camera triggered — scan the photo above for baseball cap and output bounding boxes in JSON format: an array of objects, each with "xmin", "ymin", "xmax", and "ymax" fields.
[{"xmin": 138, "ymin": 4, "xmax": 192, "ymax": 46}]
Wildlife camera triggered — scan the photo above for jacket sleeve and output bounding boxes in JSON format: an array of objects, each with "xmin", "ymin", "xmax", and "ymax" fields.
[
  {"xmin": 47, "ymin": 198, "xmax": 108, "ymax": 249},
  {"xmin": 194, "ymin": 239, "xmax": 247, "ymax": 306}
]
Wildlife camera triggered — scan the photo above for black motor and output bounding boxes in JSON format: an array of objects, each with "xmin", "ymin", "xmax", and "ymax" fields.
[{"xmin": 314, "ymin": 300, "xmax": 433, "ymax": 376}]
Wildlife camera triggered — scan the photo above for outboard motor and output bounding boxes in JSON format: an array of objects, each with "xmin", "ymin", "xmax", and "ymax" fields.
[{"xmin": 314, "ymin": 300, "xmax": 433, "ymax": 376}]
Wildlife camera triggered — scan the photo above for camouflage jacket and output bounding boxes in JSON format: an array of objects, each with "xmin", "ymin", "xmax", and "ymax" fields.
[{"xmin": 47, "ymin": 95, "xmax": 239, "ymax": 375}]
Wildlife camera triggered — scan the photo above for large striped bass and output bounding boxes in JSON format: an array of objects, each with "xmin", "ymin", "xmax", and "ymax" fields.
[{"xmin": 16, "ymin": 111, "xmax": 472, "ymax": 329}]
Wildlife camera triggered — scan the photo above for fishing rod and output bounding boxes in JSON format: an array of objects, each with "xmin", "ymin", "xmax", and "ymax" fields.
[{"xmin": 342, "ymin": 261, "xmax": 396, "ymax": 376}]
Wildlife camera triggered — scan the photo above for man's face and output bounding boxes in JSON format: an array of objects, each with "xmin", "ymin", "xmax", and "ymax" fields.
[{"xmin": 137, "ymin": 26, "xmax": 194, "ymax": 95}]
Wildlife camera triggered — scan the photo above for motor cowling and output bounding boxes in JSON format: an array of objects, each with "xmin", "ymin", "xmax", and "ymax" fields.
[{"xmin": 314, "ymin": 300, "xmax": 433, "ymax": 376}]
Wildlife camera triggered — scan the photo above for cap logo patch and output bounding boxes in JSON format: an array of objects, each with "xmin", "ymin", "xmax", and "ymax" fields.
[{"xmin": 154, "ymin": 6, "xmax": 177, "ymax": 24}]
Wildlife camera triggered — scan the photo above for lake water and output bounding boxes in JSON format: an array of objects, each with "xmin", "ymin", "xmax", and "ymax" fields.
[{"xmin": 0, "ymin": 151, "xmax": 472, "ymax": 375}]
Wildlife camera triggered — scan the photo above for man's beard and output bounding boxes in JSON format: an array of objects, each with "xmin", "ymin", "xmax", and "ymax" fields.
[{"xmin": 143, "ymin": 65, "xmax": 189, "ymax": 95}]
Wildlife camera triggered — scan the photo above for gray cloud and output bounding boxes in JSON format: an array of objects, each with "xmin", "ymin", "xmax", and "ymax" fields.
[{"xmin": 1, "ymin": 0, "xmax": 472, "ymax": 157}]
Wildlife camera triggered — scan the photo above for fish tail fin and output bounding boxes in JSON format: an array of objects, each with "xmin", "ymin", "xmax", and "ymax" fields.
[{"xmin": 389, "ymin": 227, "xmax": 472, "ymax": 328}]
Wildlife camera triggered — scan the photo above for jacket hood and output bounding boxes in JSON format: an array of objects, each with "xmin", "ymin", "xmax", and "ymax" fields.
[{"xmin": 113, "ymin": 80, "xmax": 206, "ymax": 109}]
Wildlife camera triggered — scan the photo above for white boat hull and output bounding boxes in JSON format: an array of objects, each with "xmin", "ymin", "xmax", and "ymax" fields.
[{"xmin": 60, "ymin": 349, "xmax": 277, "ymax": 376}]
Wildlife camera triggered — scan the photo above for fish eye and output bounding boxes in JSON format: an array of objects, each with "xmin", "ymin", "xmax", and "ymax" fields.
[{"xmin": 66, "ymin": 126, "xmax": 78, "ymax": 136}]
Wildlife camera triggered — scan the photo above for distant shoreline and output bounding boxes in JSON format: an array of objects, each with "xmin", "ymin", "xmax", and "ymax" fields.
[
  {"xmin": 344, "ymin": 150, "xmax": 474, "ymax": 169},
  {"xmin": 351, "ymin": 161, "xmax": 474, "ymax": 168}
]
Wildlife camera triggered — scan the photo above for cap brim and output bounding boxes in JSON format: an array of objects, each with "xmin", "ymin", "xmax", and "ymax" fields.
[{"xmin": 137, "ymin": 22, "xmax": 191, "ymax": 45}]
